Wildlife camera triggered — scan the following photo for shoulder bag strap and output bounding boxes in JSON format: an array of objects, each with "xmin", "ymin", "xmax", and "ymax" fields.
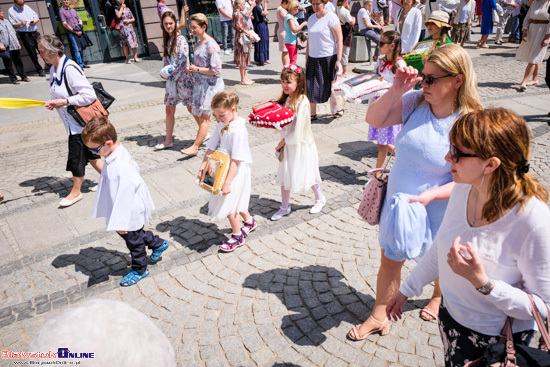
[
  {"xmin": 62, "ymin": 63, "xmax": 84, "ymax": 97},
  {"xmin": 527, "ymin": 293, "xmax": 550, "ymax": 352}
]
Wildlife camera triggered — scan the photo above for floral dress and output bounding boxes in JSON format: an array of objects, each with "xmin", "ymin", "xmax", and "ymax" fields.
[
  {"xmin": 118, "ymin": 7, "xmax": 138, "ymax": 48},
  {"xmin": 233, "ymin": 11, "xmax": 250, "ymax": 67},
  {"xmin": 192, "ymin": 38, "xmax": 224, "ymax": 116},
  {"xmin": 163, "ymin": 35, "xmax": 193, "ymax": 106}
]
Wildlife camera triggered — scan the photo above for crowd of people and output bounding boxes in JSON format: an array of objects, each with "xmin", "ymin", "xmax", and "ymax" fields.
[{"xmin": 4, "ymin": 0, "xmax": 550, "ymax": 365}]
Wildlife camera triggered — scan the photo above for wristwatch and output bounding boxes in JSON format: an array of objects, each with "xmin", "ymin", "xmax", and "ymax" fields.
[{"xmin": 476, "ymin": 278, "xmax": 495, "ymax": 295}]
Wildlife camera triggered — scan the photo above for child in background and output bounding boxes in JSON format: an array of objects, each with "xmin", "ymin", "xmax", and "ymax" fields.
[
  {"xmin": 284, "ymin": 1, "xmax": 308, "ymax": 65},
  {"xmin": 367, "ymin": 30, "xmax": 406, "ymax": 170},
  {"xmin": 81, "ymin": 117, "xmax": 169, "ymax": 287},
  {"xmin": 272, "ymin": 64, "xmax": 326, "ymax": 221},
  {"xmin": 198, "ymin": 91, "xmax": 257, "ymax": 252}
]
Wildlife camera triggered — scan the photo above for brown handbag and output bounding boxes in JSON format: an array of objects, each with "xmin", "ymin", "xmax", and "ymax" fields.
[{"xmin": 63, "ymin": 64, "xmax": 109, "ymax": 127}]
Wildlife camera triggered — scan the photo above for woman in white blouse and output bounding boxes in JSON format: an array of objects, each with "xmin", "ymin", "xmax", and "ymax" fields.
[
  {"xmin": 387, "ymin": 108, "xmax": 550, "ymax": 366},
  {"xmin": 394, "ymin": 0, "xmax": 422, "ymax": 53},
  {"xmin": 39, "ymin": 35, "xmax": 103, "ymax": 208}
]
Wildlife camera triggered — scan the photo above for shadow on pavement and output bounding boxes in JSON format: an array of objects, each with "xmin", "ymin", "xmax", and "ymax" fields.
[
  {"xmin": 88, "ymin": 76, "xmax": 166, "ymax": 89},
  {"xmin": 335, "ymin": 140, "xmax": 377, "ymax": 162},
  {"xmin": 123, "ymin": 134, "xmax": 195, "ymax": 150},
  {"xmin": 19, "ymin": 176, "xmax": 96, "ymax": 198},
  {"xmin": 52, "ymin": 246, "xmax": 129, "ymax": 287},
  {"xmin": 320, "ymin": 164, "xmax": 368, "ymax": 186},
  {"xmin": 156, "ymin": 216, "xmax": 226, "ymax": 253},
  {"xmin": 243, "ymin": 265, "xmax": 376, "ymax": 346}
]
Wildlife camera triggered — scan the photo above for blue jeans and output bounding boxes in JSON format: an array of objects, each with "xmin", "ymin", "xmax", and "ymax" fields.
[
  {"xmin": 360, "ymin": 28, "xmax": 380, "ymax": 57},
  {"xmin": 68, "ymin": 32, "xmax": 85, "ymax": 67},
  {"xmin": 509, "ymin": 15, "xmax": 520, "ymax": 40},
  {"xmin": 220, "ymin": 20, "xmax": 234, "ymax": 51}
]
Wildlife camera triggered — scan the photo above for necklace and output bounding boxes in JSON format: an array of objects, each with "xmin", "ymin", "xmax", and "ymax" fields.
[{"xmin": 469, "ymin": 175, "xmax": 485, "ymax": 226}]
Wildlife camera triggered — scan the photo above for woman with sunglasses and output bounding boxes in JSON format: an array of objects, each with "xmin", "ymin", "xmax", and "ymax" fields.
[
  {"xmin": 348, "ymin": 44, "xmax": 482, "ymax": 341},
  {"xmin": 39, "ymin": 34, "xmax": 104, "ymax": 208},
  {"xmin": 387, "ymin": 108, "xmax": 550, "ymax": 365}
]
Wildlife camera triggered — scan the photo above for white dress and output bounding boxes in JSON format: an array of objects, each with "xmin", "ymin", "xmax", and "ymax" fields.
[
  {"xmin": 276, "ymin": 95, "xmax": 322, "ymax": 193},
  {"xmin": 516, "ymin": 0, "xmax": 550, "ymax": 64},
  {"xmin": 206, "ymin": 118, "xmax": 253, "ymax": 221}
]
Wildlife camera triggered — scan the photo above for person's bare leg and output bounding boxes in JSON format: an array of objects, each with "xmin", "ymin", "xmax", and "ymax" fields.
[
  {"xmin": 310, "ymin": 103, "xmax": 317, "ymax": 117},
  {"xmin": 350, "ymin": 249, "xmax": 405, "ymax": 339},
  {"xmin": 281, "ymin": 51, "xmax": 289, "ymax": 65},
  {"xmin": 228, "ymin": 212, "xmax": 242, "ymax": 235},
  {"xmin": 239, "ymin": 211, "xmax": 252, "ymax": 222},
  {"xmin": 531, "ymin": 64, "xmax": 540, "ymax": 83},
  {"xmin": 521, "ymin": 63, "xmax": 536, "ymax": 86},
  {"xmin": 66, "ymin": 176, "xmax": 84, "ymax": 200},
  {"xmin": 161, "ymin": 105, "xmax": 176, "ymax": 146},
  {"xmin": 375, "ymin": 144, "xmax": 388, "ymax": 169},
  {"xmin": 240, "ymin": 65, "xmax": 247, "ymax": 82},
  {"xmin": 132, "ymin": 47, "xmax": 139, "ymax": 62},
  {"xmin": 182, "ymin": 109, "xmax": 210, "ymax": 155},
  {"xmin": 421, "ymin": 278, "xmax": 442, "ymax": 320},
  {"xmin": 123, "ymin": 46, "xmax": 129, "ymax": 62},
  {"xmin": 479, "ymin": 34, "xmax": 489, "ymax": 45}
]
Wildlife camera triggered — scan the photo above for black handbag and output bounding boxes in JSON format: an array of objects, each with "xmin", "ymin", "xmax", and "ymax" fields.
[
  {"xmin": 0, "ymin": 48, "xmax": 10, "ymax": 58},
  {"xmin": 466, "ymin": 294, "xmax": 550, "ymax": 367}
]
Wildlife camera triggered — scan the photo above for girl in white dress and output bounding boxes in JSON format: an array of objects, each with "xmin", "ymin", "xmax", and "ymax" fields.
[
  {"xmin": 272, "ymin": 65, "xmax": 326, "ymax": 221},
  {"xmin": 198, "ymin": 91, "xmax": 257, "ymax": 252}
]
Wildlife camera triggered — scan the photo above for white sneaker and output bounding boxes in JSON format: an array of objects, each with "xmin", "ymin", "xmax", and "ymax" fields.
[
  {"xmin": 224, "ymin": 50, "xmax": 230, "ymax": 55},
  {"xmin": 90, "ymin": 185, "xmax": 98, "ymax": 192},
  {"xmin": 310, "ymin": 197, "xmax": 326, "ymax": 214},
  {"xmin": 271, "ymin": 206, "xmax": 291, "ymax": 221}
]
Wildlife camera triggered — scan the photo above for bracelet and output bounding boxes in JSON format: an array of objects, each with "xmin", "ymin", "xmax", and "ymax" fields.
[{"xmin": 476, "ymin": 278, "xmax": 495, "ymax": 295}]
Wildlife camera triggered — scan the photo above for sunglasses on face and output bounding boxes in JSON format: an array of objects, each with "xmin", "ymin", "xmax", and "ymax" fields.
[
  {"xmin": 419, "ymin": 73, "xmax": 455, "ymax": 85},
  {"xmin": 379, "ymin": 41, "xmax": 391, "ymax": 46},
  {"xmin": 88, "ymin": 137, "xmax": 113, "ymax": 154},
  {"xmin": 449, "ymin": 144, "xmax": 478, "ymax": 163}
]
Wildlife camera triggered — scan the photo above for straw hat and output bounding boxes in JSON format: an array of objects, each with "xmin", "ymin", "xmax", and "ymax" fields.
[{"xmin": 425, "ymin": 10, "xmax": 451, "ymax": 28}]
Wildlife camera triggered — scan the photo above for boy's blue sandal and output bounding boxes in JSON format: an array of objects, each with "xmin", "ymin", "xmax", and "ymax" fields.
[
  {"xmin": 220, "ymin": 233, "xmax": 245, "ymax": 252},
  {"xmin": 120, "ymin": 269, "xmax": 150, "ymax": 287},
  {"xmin": 241, "ymin": 218, "xmax": 257, "ymax": 238},
  {"xmin": 150, "ymin": 240, "xmax": 169, "ymax": 263}
]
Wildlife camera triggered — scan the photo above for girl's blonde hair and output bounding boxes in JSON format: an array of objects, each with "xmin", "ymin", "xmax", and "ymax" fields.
[
  {"xmin": 450, "ymin": 108, "xmax": 548, "ymax": 223},
  {"xmin": 287, "ymin": 0, "xmax": 299, "ymax": 10},
  {"xmin": 419, "ymin": 43, "xmax": 482, "ymax": 115},
  {"xmin": 277, "ymin": 66, "xmax": 307, "ymax": 112},
  {"xmin": 211, "ymin": 91, "xmax": 240, "ymax": 110}
]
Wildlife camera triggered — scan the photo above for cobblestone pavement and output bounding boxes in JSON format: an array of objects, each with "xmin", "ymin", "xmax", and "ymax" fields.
[{"xmin": 0, "ymin": 36, "xmax": 549, "ymax": 366}]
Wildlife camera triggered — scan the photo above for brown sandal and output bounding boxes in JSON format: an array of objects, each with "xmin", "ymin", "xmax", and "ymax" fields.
[{"xmin": 420, "ymin": 307, "xmax": 438, "ymax": 321}]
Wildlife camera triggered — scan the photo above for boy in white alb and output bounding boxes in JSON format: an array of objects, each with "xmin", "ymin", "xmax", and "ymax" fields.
[{"xmin": 82, "ymin": 117, "xmax": 169, "ymax": 287}]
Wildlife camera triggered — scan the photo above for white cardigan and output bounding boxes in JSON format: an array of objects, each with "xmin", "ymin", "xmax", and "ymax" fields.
[{"xmin": 395, "ymin": 7, "xmax": 423, "ymax": 54}]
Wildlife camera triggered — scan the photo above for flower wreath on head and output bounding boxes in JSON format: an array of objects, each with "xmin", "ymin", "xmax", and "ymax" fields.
[{"xmin": 283, "ymin": 64, "xmax": 301, "ymax": 73}]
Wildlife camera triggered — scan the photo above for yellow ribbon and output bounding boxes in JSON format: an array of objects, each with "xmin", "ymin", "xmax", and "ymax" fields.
[{"xmin": 0, "ymin": 98, "xmax": 46, "ymax": 109}]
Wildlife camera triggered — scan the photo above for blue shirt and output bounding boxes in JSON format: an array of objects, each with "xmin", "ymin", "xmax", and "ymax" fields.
[
  {"xmin": 284, "ymin": 13, "xmax": 298, "ymax": 44},
  {"xmin": 8, "ymin": 4, "xmax": 38, "ymax": 33}
]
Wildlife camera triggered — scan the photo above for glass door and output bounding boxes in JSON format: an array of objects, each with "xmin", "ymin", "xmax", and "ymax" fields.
[
  {"xmin": 47, "ymin": 0, "xmax": 104, "ymax": 63},
  {"xmin": 95, "ymin": 0, "xmax": 147, "ymax": 60},
  {"xmin": 47, "ymin": 0, "xmax": 147, "ymax": 63}
]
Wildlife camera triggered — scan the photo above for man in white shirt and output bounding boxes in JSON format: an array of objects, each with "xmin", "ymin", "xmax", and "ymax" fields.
[
  {"xmin": 8, "ymin": 0, "xmax": 44, "ymax": 76},
  {"xmin": 216, "ymin": 0, "xmax": 234, "ymax": 54}
]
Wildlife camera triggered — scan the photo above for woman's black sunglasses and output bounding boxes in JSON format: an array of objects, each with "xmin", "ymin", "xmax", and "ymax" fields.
[
  {"xmin": 419, "ymin": 73, "xmax": 455, "ymax": 85},
  {"xmin": 449, "ymin": 144, "xmax": 478, "ymax": 163}
]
